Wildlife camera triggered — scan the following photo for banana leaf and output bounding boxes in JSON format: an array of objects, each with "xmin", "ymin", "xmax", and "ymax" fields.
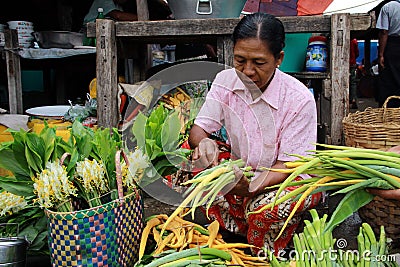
[{"xmin": 324, "ymin": 188, "xmax": 374, "ymax": 234}]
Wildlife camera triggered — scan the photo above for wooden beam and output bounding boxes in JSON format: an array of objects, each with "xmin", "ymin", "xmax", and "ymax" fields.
[
  {"xmin": 330, "ymin": 13, "xmax": 350, "ymax": 145},
  {"xmin": 111, "ymin": 14, "xmax": 372, "ymax": 38},
  {"xmin": 87, "ymin": 14, "xmax": 372, "ymax": 38},
  {"xmin": 96, "ymin": 19, "xmax": 119, "ymax": 128},
  {"xmin": 4, "ymin": 29, "xmax": 23, "ymax": 114}
]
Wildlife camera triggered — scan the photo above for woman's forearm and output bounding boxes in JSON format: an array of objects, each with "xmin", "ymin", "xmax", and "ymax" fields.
[{"xmin": 188, "ymin": 124, "xmax": 210, "ymax": 149}]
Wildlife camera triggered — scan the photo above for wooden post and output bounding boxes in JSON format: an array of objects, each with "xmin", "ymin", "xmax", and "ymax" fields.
[
  {"xmin": 217, "ymin": 36, "xmax": 234, "ymax": 68},
  {"xmin": 4, "ymin": 29, "xmax": 23, "ymax": 114},
  {"xmin": 135, "ymin": 0, "xmax": 151, "ymax": 82},
  {"xmin": 135, "ymin": 0, "xmax": 149, "ymax": 21},
  {"xmin": 330, "ymin": 13, "xmax": 350, "ymax": 145},
  {"xmin": 96, "ymin": 19, "xmax": 118, "ymax": 128}
]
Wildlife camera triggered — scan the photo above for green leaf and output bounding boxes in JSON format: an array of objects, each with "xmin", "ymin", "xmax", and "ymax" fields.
[
  {"xmin": 132, "ymin": 112, "xmax": 148, "ymax": 150},
  {"xmin": 26, "ymin": 133, "xmax": 45, "ymax": 170},
  {"xmin": 66, "ymin": 149, "xmax": 79, "ymax": 176},
  {"xmin": 324, "ymin": 189, "xmax": 374, "ymax": 233},
  {"xmin": 25, "ymin": 145, "xmax": 41, "ymax": 175},
  {"xmin": 28, "ymin": 230, "xmax": 48, "ymax": 251},
  {"xmin": 39, "ymin": 126, "xmax": 57, "ymax": 164},
  {"xmin": 0, "ymin": 148, "xmax": 30, "ymax": 179},
  {"xmin": 331, "ymin": 178, "xmax": 381, "ymax": 195},
  {"xmin": 145, "ymin": 139, "xmax": 161, "ymax": 161},
  {"xmin": 161, "ymin": 110, "xmax": 181, "ymax": 152},
  {"xmin": 0, "ymin": 177, "xmax": 34, "ymax": 197}
]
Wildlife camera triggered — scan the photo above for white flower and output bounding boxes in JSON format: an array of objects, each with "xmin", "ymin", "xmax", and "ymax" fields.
[
  {"xmin": 0, "ymin": 191, "xmax": 28, "ymax": 216},
  {"xmin": 75, "ymin": 159, "xmax": 108, "ymax": 193},
  {"xmin": 122, "ymin": 148, "xmax": 149, "ymax": 188},
  {"xmin": 33, "ymin": 161, "xmax": 77, "ymax": 209}
]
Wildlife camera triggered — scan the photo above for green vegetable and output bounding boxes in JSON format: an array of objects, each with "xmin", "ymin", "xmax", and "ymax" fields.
[
  {"xmin": 131, "ymin": 104, "xmax": 190, "ymax": 187},
  {"xmin": 324, "ymin": 188, "xmax": 374, "ymax": 234},
  {"xmin": 142, "ymin": 247, "xmax": 231, "ymax": 267}
]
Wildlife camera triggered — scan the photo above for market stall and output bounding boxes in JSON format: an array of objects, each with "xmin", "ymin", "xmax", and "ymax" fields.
[{"xmin": 1, "ymin": 1, "xmax": 400, "ymax": 266}]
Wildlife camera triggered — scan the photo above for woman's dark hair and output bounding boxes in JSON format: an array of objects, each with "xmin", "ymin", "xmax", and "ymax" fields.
[{"xmin": 232, "ymin": 13, "xmax": 285, "ymax": 59}]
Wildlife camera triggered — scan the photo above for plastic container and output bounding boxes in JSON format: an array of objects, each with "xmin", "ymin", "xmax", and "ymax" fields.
[
  {"xmin": 28, "ymin": 119, "xmax": 72, "ymax": 141},
  {"xmin": 305, "ymin": 36, "xmax": 328, "ymax": 72},
  {"xmin": 168, "ymin": 0, "xmax": 246, "ymax": 19}
]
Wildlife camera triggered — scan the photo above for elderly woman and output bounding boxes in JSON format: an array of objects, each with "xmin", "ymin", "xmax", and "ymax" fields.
[{"xmin": 189, "ymin": 13, "xmax": 321, "ymax": 253}]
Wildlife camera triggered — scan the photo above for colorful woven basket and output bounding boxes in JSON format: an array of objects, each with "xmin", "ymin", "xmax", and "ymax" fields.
[{"xmin": 45, "ymin": 151, "xmax": 144, "ymax": 267}]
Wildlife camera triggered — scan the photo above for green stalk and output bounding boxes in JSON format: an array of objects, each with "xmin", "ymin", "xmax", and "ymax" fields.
[
  {"xmin": 293, "ymin": 234, "xmax": 305, "ymax": 267},
  {"xmin": 328, "ymin": 158, "xmax": 400, "ymax": 188},
  {"xmin": 317, "ymin": 151, "xmax": 400, "ymax": 164},
  {"xmin": 144, "ymin": 247, "xmax": 231, "ymax": 267},
  {"xmin": 273, "ymin": 158, "xmax": 321, "ymax": 208},
  {"xmin": 314, "ymin": 143, "xmax": 400, "ymax": 158},
  {"xmin": 378, "ymin": 225, "xmax": 386, "ymax": 256},
  {"xmin": 247, "ymin": 184, "xmax": 310, "ymax": 215},
  {"xmin": 357, "ymin": 227, "xmax": 365, "ymax": 267},
  {"xmin": 264, "ymin": 178, "xmax": 320, "ymax": 190},
  {"xmin": 298, "ymin": 233, "xmax": 311, "ymax": 267}
]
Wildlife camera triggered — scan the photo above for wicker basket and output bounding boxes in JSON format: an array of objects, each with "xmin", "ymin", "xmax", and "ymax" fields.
[
  {"xmin": 358, "ymin": 196, "xmax": 400, "ymax": 251},
  {"xmin": 342, "ymin": 95, "xmax": 400, "ymax": 150}
]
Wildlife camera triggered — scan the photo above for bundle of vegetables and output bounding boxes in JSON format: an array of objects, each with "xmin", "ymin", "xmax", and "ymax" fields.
[
  {"xmin": 268, "ymin": 209, "xmax": 396, "ymax": 267},
  {"xmin": 160, "ymin": 159, "xmax": 253, "ymax": 237},
  {"xmin": 0, "ymin": 123, "xmax": 70, "ymax": 253},
  {"xmin": 131, "ymin": 104, "xmax": 191, "ymax": 187},
  {"xmin": 250, "ymin": 144, "xmax": 400, "ymax": 239},
  {"xmin": 0, "ymin": 121, "xmax": 148, "ymax": 254},
  {"xmin": 136, "ymin": 214, "xmax": 271, "ymax": 267}
]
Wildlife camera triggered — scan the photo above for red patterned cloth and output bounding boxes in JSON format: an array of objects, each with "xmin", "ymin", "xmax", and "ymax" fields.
[{"xmin": 204, "ymin": 177, "xmax": 322, "ymax": 255}]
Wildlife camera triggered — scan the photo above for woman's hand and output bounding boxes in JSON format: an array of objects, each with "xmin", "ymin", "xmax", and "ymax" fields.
[
  {"xmin": 227, "ymin": 165, "xmax": 252, "ymax": 197},
  {"xmin": 367, "ymin": 188, "xmax": 400, "ymax": 201},
  {"xmin": 192, "ymin": 138, "xmax": 219, "ymax": 169}
]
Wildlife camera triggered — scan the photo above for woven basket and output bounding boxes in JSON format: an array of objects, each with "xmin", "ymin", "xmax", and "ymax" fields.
[
  {"xmin": 358, "ymin": 196, "xmax": 400, "ymax": 251},
  {"xmin": 342, "ymin": 95, "xmax": 400, "ymax": 150},
  {"xmin": 45, "ymin": 151, "xmax": 144, "ymax": 267}
]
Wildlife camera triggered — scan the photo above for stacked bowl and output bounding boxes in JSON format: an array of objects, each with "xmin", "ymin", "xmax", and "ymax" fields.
[{"xmin": 7, "ymin": 21, "xmax": 34, "ymax": 48}]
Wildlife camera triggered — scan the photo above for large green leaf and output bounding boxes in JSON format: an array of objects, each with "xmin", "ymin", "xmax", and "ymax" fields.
[
  {"xmin": 145, "ymin": 139, "xmax": 161, "ymax": 161},
  {"xmin": 132, "ymin": 112, "xmax": 147, "ymax": 150},
  {"xmin": 38, "ymin": 126, "xmax": 57, "ymax": 164},
  {"xmin": 0, "ymin": 177, "xmax": 34, "ymax": 197},
  {"xmin": 161, "ymin": 110, "xmax": 181, "ymax": 152},
  {"xmin": 26, "ymin": 133, "xmax": 45, "ymax": 170},
  {"xmin": 25, "ymin": 145, "xmax": 41, "ymax": 175},
  {"xmin": 0, "ymin": 148, "xmax": 30, "ymax": 179},
  {"xmin": 324, "ymin": 189, "xmax": 374, "ymax": 233}
]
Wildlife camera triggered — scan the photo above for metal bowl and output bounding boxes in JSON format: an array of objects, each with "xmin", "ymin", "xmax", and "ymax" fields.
[
  {"xmin": 32, "ymin": 31, "xmax": 84, "ymax": 49},
  {"xmin": 0, "ymin": 237, "xmax": 29, "ymax": 266}
]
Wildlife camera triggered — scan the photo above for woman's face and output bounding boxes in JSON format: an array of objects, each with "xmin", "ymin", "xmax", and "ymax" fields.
[{"xmin": 233, "ymin": 38, "xmax": 283, "ymax": 92}]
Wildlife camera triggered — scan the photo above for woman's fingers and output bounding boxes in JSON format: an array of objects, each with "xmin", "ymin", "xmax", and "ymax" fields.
[
  {"xmin": 232, "ymin": 165, "xmax": 243, "ymax": 181},
  {"xmin": 367, "ymin": 188, "xmax": 400, "ymax": 201},
  {"xmin": 192, "ymin": 138, "xmax": 219, "ymax": 169}
]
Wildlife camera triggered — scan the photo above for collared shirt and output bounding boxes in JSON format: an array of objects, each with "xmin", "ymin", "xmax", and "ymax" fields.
[
  {"xmin": 376, "ymin": 1, "xmax": 400, "ymax": 36},
  {"xmin": 195, "ymin": 68, "xmax": 317, "ymax": 170}
]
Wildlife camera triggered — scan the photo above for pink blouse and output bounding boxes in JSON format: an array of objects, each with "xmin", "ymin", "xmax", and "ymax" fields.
[{"xmin": 195, "ymin": 68, "xmax": 317, "ymax": 170}]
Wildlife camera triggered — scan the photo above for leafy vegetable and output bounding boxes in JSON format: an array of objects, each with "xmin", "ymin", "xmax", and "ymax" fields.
[{"xmin": 131, "ymin": 104, "xmax": 190, "ymax": 187}]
